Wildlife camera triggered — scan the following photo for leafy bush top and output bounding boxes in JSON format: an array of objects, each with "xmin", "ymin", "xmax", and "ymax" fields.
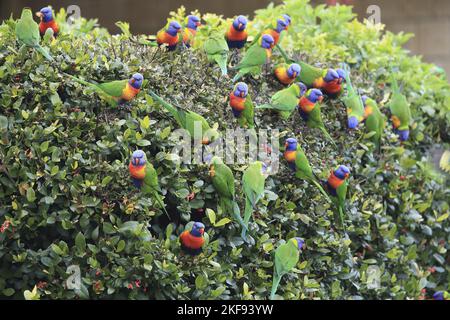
[{"xmin": 0, "ymin": 0, "xmax": 449, "ymax": 299}]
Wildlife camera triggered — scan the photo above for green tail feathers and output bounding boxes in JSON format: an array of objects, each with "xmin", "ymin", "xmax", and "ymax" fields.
[
  {"xmin": 270, "ymin": 273, "xmax": 282, "ymax": 300},
  {"xmin": 310, "ymin": 179, "xmax": 332, "ymax": 203},
  {"xmin": 36, "ymin": 45, "xmax": 53, "ymax": 61},
  {"xmin": 240, "ymin": 199, "xmax": 253, "ymax": 240},
  {"xmin": 232, "ymin": 72, "xmax": 243, "ymax": 83},
  {"xmin": 153, "ymin": 191, "xmax": 170, "ymax": 220},
  {"xmin": 319, "ymin": 127, "xmax": 337, "ymax": 147},
  {"xmin": 216, "ymin": 57, "xmax": 228, "ymax": 76},
  {"xmin": 148, "ymin": 90, "xmax": 178, "ymax": 115}
]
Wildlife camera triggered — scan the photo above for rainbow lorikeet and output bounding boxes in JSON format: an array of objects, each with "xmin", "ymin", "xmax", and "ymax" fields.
[
  {"xmin": 276, "ymin": 46, "xmax": 341, "ymax": 89},
  {"xmin": 322, "ymin": 68, "xmax": 346, "ymax": 99},
  {"xmin": 15, "ymin": 8, "xmax": 53, "ymax": 61},
  {"xmin": 128, "ymin": 150, "xmax": 169, "ymax": 219},
  {"xmin": 66, "ymin": 73, "xmax": 143, "ymax": 107},
  {"xmin": 342, "ymin": 65, "xmax": 365, "ymax": 129},
  {"xmin": 35, "ymin": 7, "xmax": 59, "ymax": 37},
  {"xmin": 179, "ymin": 222, "xmax": 208, "ymax": 256},
  {"xmin": 270, "ymin": 237, "xmax": 305, "ymax": 300},
  {"xmin": 225, "ymin": 15, "xmax": 248, "ymax": 49},
  {"xmin": 156, "ymin": 21, "xmax": 182, "ymax": 51},
  {"xmin": 298, "ymin": 89, "xmax": 336, "ymax": 146},
  {"xmin": 149, "ymin": 90, "xmax": 220, "ymax": 145},
  {"xmin": 204, "ymin": 32, "xmax": 229, "ymax": 76},
  {"xmin": 284, "ymin": 138, "xmax": 331, "ymax": 200},
  {"xmin": 241, "ymin": 161, "xmax": 267, "ymax": 240},
  {"xmin": 252, "ymin": 16, "xmax": 289, "ymax": 47},
  {"xmin": 257, "ymin": 82, "xmax": 307, "ymax": 119},
  {"xmin": 274, "ymin": 63, "xmax": 301, "ymax": 85},
  {"xmin": 232, "ymin": 34, "xmax": 274, "ymax": 82},
  {"xmin": 388, "ymin": 74, "xmax": 412, "ymax": 141},
  {"xmin": 208, "ymin": 157, "xmax": 247, "ymax": 233},
  {"xmin": 229, "ymin": 82, "xmax": 255, "ymax": 128},
  {"xmin": 325, "ymin": 165, "xmax": 350, "ymax": 231},
  {"xmin": 181, "ymin": 15, "xmax": 201, "ymax": 48},
  {"xmin": 362, "ymin": 96, "xmax": 385, "ymax": 152}
]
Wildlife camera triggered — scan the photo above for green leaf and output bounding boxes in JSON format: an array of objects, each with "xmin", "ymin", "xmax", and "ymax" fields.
[
  {"xmin": 40, "ymin": 141, "xmax": 50, "ymax": 152},
  {"xmin": 116, "ymin": 240, "xmax": 126, "ymax": 253},
  {"xmin": 26, "ymin": 188, "xmax": 36, "ymax": 202},
  {"xmin": 75, "ymin": 232, "xmax": 86, "ymax": 253},
  {"xmin": 214, "ymin": 218, "xmax": 231, "ymax": 227},
  {"xmin": 195, "ymin": 274, "xmax": 208, "ymax": 290},
  {"xmin": 140, "ymin": 115, "xmax": 150, "ymax": 130},
  {"xmin": 206, "ymin": 208, "xmax": 216, "ymax": 225},
  {"xmin": 0, "ymin": 116, "xmax": 8, "ymax": 130}
]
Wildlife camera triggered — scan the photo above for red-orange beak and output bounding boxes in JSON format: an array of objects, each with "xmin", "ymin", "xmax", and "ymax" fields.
[
  {"xmin": 196, "ymin": 22, "xmax": 202, "ymax": 27},
  {"xmin": 36, "ymin": 12, "xmax": 43, "ymax": 19},
  {"xmin": 293, "ymin": 71, "xmax": 298, "ymax": 78},
  {"xmin": 133, "ymin": 158, "xmax": 140, "ymax": 166},
  {"xmin": 131, "ymin": 78, "xmax": 136, "ymax": 84},
  {"xmin": 345, "ymin": 173, "xmax": 350, "ymax": 178},
  {"xmin": 319, "ymin": 96, "xmax": 324, "ymax": 102},
  {"xmin": 202, "ymin": 138, "xmax": 209, "ymax": 145},
  {"xmin": 199, "ymin": 228, "xmax": 204, "ymax": 235},
  {"xmin": 240, "ymin": 91, "xmax": 245, "ymax": 98},
  {"xmin": 238, "ymin": 23, "xmax": 243, "ymax": 29}
]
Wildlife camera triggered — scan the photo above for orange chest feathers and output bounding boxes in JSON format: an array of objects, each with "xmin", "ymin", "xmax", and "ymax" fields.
[{"xmin": 129, "ymin": 163, "xmax": 146, "ymax": 180}]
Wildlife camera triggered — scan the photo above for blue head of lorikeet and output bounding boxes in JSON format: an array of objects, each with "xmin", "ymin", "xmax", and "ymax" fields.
[
  {"xmin": 348, "ymin": 115, "xmax": 359, "ymax": 129},
  {"xmin": 261, "ymin": 34, "xmax": 275, "ymax": 48},
  {"xmin": 285, "ymin": 137, "xmax": 298, "ymax": 151},
  {"xmin": 131, "ymin": 150, "xmax": 146, "ymax": 167},
  {"xmin": 287, "ymin": 63, "xmax": 301, "ymax": 79},
  {"xmin": 233, "ymin": 15, "xmax": 248, "ymax": 31},
  {"xmin": 335, "ymin": 165, "xmax": 350, "ymax": 179},
  {"xmin": 291, "ymin": 237, "xmax": 305, "ymax": 250},
  {"xmin": 323, "ymin": 69, "xmax": 340, "ymax": 83},
  {"xmin": 190, "ymin": 222, "xmax": 205, "ymax": 237},
  {"xmin": 307, "ymin": 88, "xmax": 324, "ymax": 103},
  {"xmin": 275, "ymin": 18, "xmax": 288, "ymax": 33},
  {"xmin": 129, "ymin": 73, "xmax": 144, "ymax": 90},
  {"xmin": 37, "ymin": 7, "xmax": 53, "ymax": 22},
  {"xmin": 433, "ymin": 291, "xmax": 444, "ymax": 300},
  {"xmin": 296, "ymin": 82, "xmax": 307, "ymax": 97},
  {"xmin": 282, "ymin": 14, "xmax": 292, "ymax": 27},
  {"xmin": 396, "ymin": 129, "xmax": 409, "ymax": 142},
  {"xmin": 186, "ymin": 15, "xmax": 201, "ymax": 30},
  {"xmin": 361, "ymin": 95, "xmax": 368, "ymax": 106},
  {"xmin": 336, "ymin": 68, "xmax": 347, "ymax": 84},
  {"xmin": 167, "ymin": 21, "xmax": 182, "ymax": 36},
  {"xmin": 234, "ymin": 82, "xmax": 248, "ymax": 98}
]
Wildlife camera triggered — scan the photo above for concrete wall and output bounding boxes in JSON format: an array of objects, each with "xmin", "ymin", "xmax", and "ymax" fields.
[{"xmin": 1, "ymin": 0, "xmax": 449, "ymax": 74}]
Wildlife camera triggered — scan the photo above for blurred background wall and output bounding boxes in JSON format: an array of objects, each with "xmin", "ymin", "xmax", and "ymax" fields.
[{"xmin": 1, "ymin": 0, "xmax": 449, "ymax": 73}]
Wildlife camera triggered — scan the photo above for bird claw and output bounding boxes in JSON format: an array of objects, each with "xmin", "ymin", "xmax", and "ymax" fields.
[{"xmin": 118, "ymin": 103, "xmax": 133, "ymax": 112}]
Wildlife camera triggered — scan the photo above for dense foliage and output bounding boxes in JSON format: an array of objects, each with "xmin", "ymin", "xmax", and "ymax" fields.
[{"xmin": 0, "ymin": 0, "xmax": 449, "ymax": 300}]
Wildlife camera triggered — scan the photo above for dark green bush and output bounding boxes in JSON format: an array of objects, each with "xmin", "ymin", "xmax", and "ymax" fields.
[{"xmin": 0, "ymin": 0, "xmax": 449, "ymax": 299}]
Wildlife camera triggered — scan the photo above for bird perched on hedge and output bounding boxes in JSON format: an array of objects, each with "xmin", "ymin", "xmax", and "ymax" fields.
[
  {"xmin": 149, "ymin": 90, "xmax": 219, "ymax": 145},
  {"xmin": 362, "ymin": 95, "xmax": 385, "ymax": 151},
  {"xmin": 274, "ymin": 63, "xmax": 301, "ymax": 85},
  {"xmin": 156, "ymin": 21, "xmax": 182, "ymax": 51},
  {"xmin": 270, "ymin": 237, "xmax": 305, "ymax": 300},
  {"xmin": 259, "ymin": 17, "xmax": 289, "ymax": 46},
  {"xmin": 179, "ymin": 222, "xmax": 206, "ymax": 256},
  {"xmin": 15, "ymin": 8, "xmax": 53, "ymax": 61},
  {"xmin": 66, "ymin": 73, "xmax": 143, "ymax": 107},
  {"xmin": 241, "ymin": 161, "xmax": 267, "ymax": 240},
  {"xmin": 342, "ymin": 65, "xmax": 365, "ymax": 129},
  {"xmin": 257, "ymin": 82, "xmax": 307, "ymax": 119},
  {"xmin": 182, "ymin": 15, "xmax": 201, "ymax": 48},
  {"xmin": 325, "ymin": 165, "xmax": 350, "ymax": 230},
  {"xmin": 232, "ymin": 34, "xmax": 274, "ymax": 82},
  {"xmin": 388, "ymin": 74, "xmax": 412, "ymax": 142},
  {"xmin": 298, "ymin": 89, "xmax": 336, "ymax": 146},
  {"xmin": 225, "ymin": 15, "xmax": 248, "ymax": 49},
  {"xmin": 322, "ymin": 68, "xmax": 346, "ymax": 99},
  {"xmin": 128, "ymin": 150, "xmax": 169, "ymax": 219},
  {"xmin": 276, "ymin": 46, "xmax": 341, "ymax": 90},
  {"xmin": 284, "ymin": 138, "xmax": 330, "ymax": 200},
  {"xmin": 36, "ymin": 7, "xmax": 59, "ymax": 37},
  {"xmin": 229, "ymin": 82, "xmax": 255, "ymax": 128},
  {"xmin": 204, "ymin": 32, "xmax": 229, "ymax": 76},
  {"xmin": 208, "ymin": 156, "xmax": 247, "ymax": 233}
]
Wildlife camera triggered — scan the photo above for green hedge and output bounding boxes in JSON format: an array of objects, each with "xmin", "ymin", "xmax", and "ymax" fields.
[{"xmin": 0, "ymin": 0, "xmax": 449, "ymax": 299}]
